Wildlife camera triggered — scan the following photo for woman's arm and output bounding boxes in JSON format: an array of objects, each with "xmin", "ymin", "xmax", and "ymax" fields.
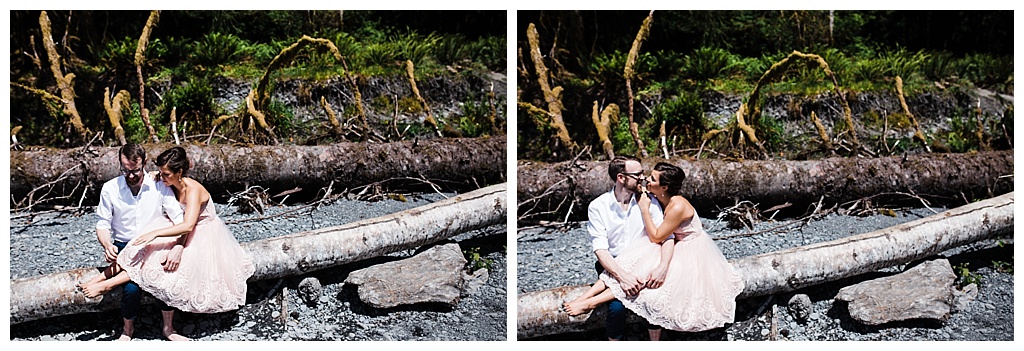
[
  {"xmin": 132, "ymin": 182, "xmax": 201, "ymax": 245},
  {"xmin": 646, "ymin": 197, "xmax": 695, "ymax": 243},
  {"xmin": 646, "ymin": 238, "xmax": 675, "ymax": 289}
]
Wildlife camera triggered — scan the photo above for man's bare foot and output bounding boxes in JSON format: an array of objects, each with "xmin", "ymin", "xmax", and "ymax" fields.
[
  {"xmin": 164, "ymin": 329, "xmax": 190, "ymax": 341},
  {"xmin": 80, "ymin": 282, "xmax": 113, "ymax": 298},
  {"xmin": 118, "ymin": 321, "xmax": 133, "ymax": 341},
  {"xmin": 564, "ymin": 299, "xmax": 595, "ymax": 316}
]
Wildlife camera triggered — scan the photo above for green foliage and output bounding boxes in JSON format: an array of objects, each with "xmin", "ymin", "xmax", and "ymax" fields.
[
  {"xmin": 879, "ymin": 47, "xmax": 929, "ymax": 82},
  {"xmin": 681, "ymin": 47, "xmax": 738, "ymax": 83},
  {"xmin": 955, "ymin": 53, "xmax": 1014, "ymax": 92},
  {"xmin": 943, "ymin": 113, "xmax": 979, "ymax": 153},
  {"xmin": 750, "ymin": 113, "xmax": 786, "ymax": 151},
  {"xmin": 953, "ymin": 262, "xmax": 983, "ymax": 287},
  {"xmin": 653, "ymin": 90, "xmax": 708, "ymax": 145},
  {"xmin": 264, "ymin": 100, "xmax": 295, "ymax": 136},
  {"xmin": 463, "ymin": 247, "xmax": 492, "ymax": 272},
  {"xmin": 370, "ymin": 94, "xmax": 395, "ymax": 115},
  {"xmin": 159, "ymin": 77, "xmax": 218, "ymax": 130},
  {"xmin": 457, "ymin": 96, "xmax": 493, "ymax": 137},
  {"xmin": 192, "ymin": 32, "xmax": 248, "ymax": 71}
]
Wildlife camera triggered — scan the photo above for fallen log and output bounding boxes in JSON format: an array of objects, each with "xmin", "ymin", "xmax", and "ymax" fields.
[
  {"xmin": 517, "ymin": 192, "xmax": 1013, "ymax": 338},
  {"xmin": 11, "ymin": 136, "xmax": 505, "ymax": 204},
  {"xmin": 10, "ymin": 183, "xmax": 506, "ymax": 324},
  {"xmin": 518, "ymin": 150, "xmax": 1012, "ymax": 220}
]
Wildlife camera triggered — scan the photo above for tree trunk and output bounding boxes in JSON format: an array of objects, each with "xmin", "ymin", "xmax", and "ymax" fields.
[
  {"xmin": 11, "ymin": 137, "xmax": 506, "ymax": 205},
  {"xmin": 135, "ymin": 10, "xmax": 160, "ymax": 143},
  {"xmin": 623, "ymin": 10, "xmax": 654, "ymax": 157},
  {"xmin": 10, "ymin": 183, "xmax": 506, "ymax": 324},
  {"xmin": 39, "ymin": 11, "xmax": 89, "ymax": 141},
  {"xmin": 517, "ymin": 192, "xmax": 1013, "ymax": 338},
  {"xmin": 518, "ymin": 150, "xmax": 1012, "ymax": 220}
]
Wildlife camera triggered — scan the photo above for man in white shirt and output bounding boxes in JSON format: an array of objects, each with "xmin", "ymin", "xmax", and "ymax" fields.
[
  {"xmin": 586, "ymin": 155, "xmax": 665, "ymax": 341},
  {"xmin": 92, "ymin": 143, "xmax": 187, "ymax": 341}
]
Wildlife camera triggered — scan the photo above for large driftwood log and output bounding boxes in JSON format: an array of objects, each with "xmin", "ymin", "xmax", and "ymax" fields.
[
  {"xmin": 11, "ymin": 137, "xmax": 506, "ymax": 204},
  {"xmin": 518, "ymin": 192, "xmax": 1013, "ymax": 338},
  {"xmin": 518, "ymin": 150, "xmax": 1012, "ymax": 219},
  {"xmin": 10, "ymin": 183, "xmax": 506, "ymax": 324}
]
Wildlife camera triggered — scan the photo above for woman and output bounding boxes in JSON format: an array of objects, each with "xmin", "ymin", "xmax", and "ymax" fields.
[
  {"xmin": 564, "ymin": 162, "xmax": 744, "ymax": 333},
  {"xmin": 79, "ymin": 147, "xmax": 255, "ymax": 316}
]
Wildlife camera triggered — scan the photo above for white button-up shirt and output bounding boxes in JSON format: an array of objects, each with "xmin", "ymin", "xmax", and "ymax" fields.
[
  {"xmin": 587, "ymin": 188, "xmax": 664, "ymax": 257},
  {"xmin": 96, "ymin": 175, "xmax": 184, "ymax": 243}
]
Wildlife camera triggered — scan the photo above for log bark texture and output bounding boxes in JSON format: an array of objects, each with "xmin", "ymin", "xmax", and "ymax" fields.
[
  {"xmin": 11, "ymin": 137, "xmax": 506, "ymax": 204},
  {"xmin": 10, "ymin": 183, "xmax": 506, "ymax": 324},
  {"xmin": 518, "ymin": 150, "xmax": 1012, "ymax": 219},
  {"xmin": 517, "ymin": 192, "xmax": 1013, "ymax": 338}
]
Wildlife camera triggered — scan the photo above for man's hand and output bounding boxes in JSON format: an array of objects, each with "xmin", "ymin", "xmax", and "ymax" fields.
[
  {"xmin": 162, "ymin": 245, "xmax": 184, "ymax": 271},
  {"xmin": 646, "ymin": 265, "xmax": 669, "ymax": 289},
  {"xmin": 103, "ymin": 244, "xmax": 119, "ymax": 263},
  {"xmin": 617, "ymin": 272, "xmax": 646, "ymax": 297}
]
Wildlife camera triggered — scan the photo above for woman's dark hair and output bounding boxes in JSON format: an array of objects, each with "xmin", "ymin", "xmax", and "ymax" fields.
[
  {"xmin": 155, "ymin": 146, "xmax": 190, "ymax": 176},
  {"xmin": 653, "ymin": 162, "xmax": 685, "ymax": 196}
]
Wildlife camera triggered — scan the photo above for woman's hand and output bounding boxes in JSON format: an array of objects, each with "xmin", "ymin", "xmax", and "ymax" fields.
[
  {"xmin": 646, "ymin": 264, "xmax": 669, "ymax": 289},
  {"xmin": 132, "ymin": 232, "xmax": 158, "ymax": 246},
  {"xmin": 638, "ymin": 191, "xmax": 652, "ymax": 211}
]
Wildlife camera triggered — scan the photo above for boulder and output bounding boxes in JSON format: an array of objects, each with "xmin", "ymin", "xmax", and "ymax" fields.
[
  {"xmin": 835, "ymin": 259, "xmax": 956, "ymax": 325},
  {"xmin": 297, "ymin": 277, "xmax": 323, "ymax": 307},
  {"xmin": 344, "ymin": 243, "xmax": 485, "ymax": 308},
  {"xmin": 952, "ymin": 283, "xmax": 978, "ymax": 313},
  {"xmin": 787, "ymin": 294, "xmax": 812, "ymax": 323}
]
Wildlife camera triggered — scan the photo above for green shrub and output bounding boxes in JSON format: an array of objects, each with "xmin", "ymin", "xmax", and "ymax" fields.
[
  {"xmin": 880, "ymin": 47, "xmax": 929, "ymax": 81},
  {"xmin": 192, "ymin": 32, "xmax": 247, "ymax": 70},
  {"xmin": 653, "ymin": 90, "xmax": 708, "ymax": 145},
  {"xmin": 953, "ymin": 262, "xmax": 983, "ymax": 287},
  {"xmin": 681, "ymin": 47, "xmax": 738, "ymax": 83},
  {"xmin": 264, "ymin": 100, "xmax": 295, "ymax": 136},
  {"xmin": 159, "ymin": 77, "xmax": 217, "ymax": 130}
]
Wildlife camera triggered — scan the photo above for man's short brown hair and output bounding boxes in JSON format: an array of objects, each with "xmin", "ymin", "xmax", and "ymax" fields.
[
  {"xmin": 119, "ymin": 143, "xmax": 146, "ymax": 163},
  {"xmin": 607, "ymin": 155, "xmax": 640, "ymax": 181}
]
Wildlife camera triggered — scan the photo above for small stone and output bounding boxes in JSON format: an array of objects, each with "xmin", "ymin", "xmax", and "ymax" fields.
[
  {"xmin": 272, "ymin": 311, "xmax": 281, "ymax": 318},
  {"xmin": 760, "ymin": 328, "xmax": 770, "ymax": 336},
  {"xmin": 810, "ymin": 312, "xmax": 820, "ymax": 320},
  {"xmin": 787, "ymin": 294, "xmax": 813, "ymax": 323}
]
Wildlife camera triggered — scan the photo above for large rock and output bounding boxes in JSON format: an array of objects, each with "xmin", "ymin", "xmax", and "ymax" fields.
[
  {"xmin": 344, "ymin": 243, "xmax": 485, "ymax": 308},
  {"xmin": 835, "ymin": 259, "xmax": 957, "ymax": 325},
  {"xmin": 787, "ymin": 294, "xmax": 812, "ymax": 323}
]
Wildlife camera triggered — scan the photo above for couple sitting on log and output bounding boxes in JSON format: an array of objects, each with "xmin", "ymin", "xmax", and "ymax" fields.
[
  {"xmin": 562, "ymin": 155, "xmax": 744, "ymax": 340},
  {"xmin": 76, "ymin": 143, "xmax": 255, "ymax": 341}
]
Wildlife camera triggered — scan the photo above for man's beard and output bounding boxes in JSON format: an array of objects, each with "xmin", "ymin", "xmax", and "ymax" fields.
[{"xmin": 625, "ymin": 181, "xmax": 641, "ymax": 194}]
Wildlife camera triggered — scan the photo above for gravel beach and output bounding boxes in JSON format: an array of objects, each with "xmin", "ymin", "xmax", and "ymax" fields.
[
  {"xmin": 517, "ymin": 207, "xmax": 1014, "ymax": 341},
  {"xmin": 9, "ymin": 193, "xmax": 507, "ymax": 341}
]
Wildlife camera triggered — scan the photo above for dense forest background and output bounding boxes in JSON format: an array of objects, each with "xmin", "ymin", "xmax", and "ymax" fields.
[
  {"xmin": 10, "ymin": 10, "xmax": 507, "ymax": 147},
  {"xmin": 517, "ymin": 10, "xmax": 1013, "ymax": 161}
]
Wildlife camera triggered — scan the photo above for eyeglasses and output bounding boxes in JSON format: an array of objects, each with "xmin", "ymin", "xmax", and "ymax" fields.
[
  {"xmin": 120, "ymin": 167, "xmax": 144, "ymax": 176},
  {"xmin": 620, "ymin": 171, "xmax": 644, "ymax": 180}
]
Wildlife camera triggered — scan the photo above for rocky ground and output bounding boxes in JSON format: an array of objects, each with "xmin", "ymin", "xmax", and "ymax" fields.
[
  {"xmin": 9, "ymin": 192, "xmax": 507, "ymax": 341},
  {"xmin": 517, "ymin": 206, "xmax": 1014, "ymax": 341}
]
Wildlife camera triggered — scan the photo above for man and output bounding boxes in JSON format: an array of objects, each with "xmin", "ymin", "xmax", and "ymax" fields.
[
  {"xmin": 90, "ymin": 143, "xmax": 189, "ymax": 341},
  {"xmin": 586, "ymin": 155, "xmax": 666, "ymax": 341}
]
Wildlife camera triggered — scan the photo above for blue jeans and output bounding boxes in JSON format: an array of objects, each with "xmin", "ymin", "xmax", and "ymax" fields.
[{"xmin": 113, "ymin": 241, "xmax": 173, "ymax": 320}]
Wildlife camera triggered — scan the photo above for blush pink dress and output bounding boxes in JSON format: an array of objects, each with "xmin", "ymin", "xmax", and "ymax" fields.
[
  {"xmin": 118, "ymin": 201, "xmax": 255, "ymax": 313},
  {"xmin": 599, "ymin": 212, "xmax": 745, "ymax": 332}
]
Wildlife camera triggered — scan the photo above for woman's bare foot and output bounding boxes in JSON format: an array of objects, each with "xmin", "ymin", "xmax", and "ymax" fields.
[
  {"xmin": 80, "ymin": 281, "xmax": 114, "ymax": 298},
  {"xmin": 117, "ymin": 334, "xmax": 132, "ymax": 341},
  {"xmin": 164, "ymin": 328, "xmax": 190, "ymax": 341},
  {"xmin": 564, "ymin": 299, "xmax": 595, "ymax": 316}
]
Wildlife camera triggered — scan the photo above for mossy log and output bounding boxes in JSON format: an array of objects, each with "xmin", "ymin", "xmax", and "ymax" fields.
[
  {"xmin": 135, "ymin": 10, "xmax": 160, "ymax": 143},
  {"xmin": 810, "ymin": 111, "xmax": 834, "ymax": 151},
  {"xmin": 405, "ymin": 60, "xmax": 442, "ymax": 137},
  {"xmin": 248, "ymin": 35, "xmax": 344, "ymax": 143},
  {"xmin": 39, "ymin": 11, "xmax": 89, "ymax": 141},
  {"xmin": 895, "ymin": 76, "xmax": 929, "ymax": 149},
  {"xmin": 517, "ymin": 192, "xmax": 1013, "ymax": 338},
  {"xmin": 526, "ymin": 23, "xmax": 576, "ymax": 152},
  {"xmin": 11, "ymin": 137, "xmax": 506, "ymax": 205},
  {"xmin": 10, "ymin": 183, "xmax": 506, "ymax": 324},
  {"xmin": 321, "ymin": 95, "xmax": 345, "ymax": 137},
  {"xmin": 703, "ymin": 50, "xmax": 856, "ymax": 154},
  {"xmin": 517, "ymin": 150, "xmax": 1013, "ymax": 220},
  {"xmin": 623, "ymin": 10, "xmax": 654, "ymax": 157},
  {"xmin": 591, "ymin": 101, "xmax": 619, "ymax": 160},
  {"xmin": 101, "ymin": 88, "xmax": 131, "ymax": 145}
]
